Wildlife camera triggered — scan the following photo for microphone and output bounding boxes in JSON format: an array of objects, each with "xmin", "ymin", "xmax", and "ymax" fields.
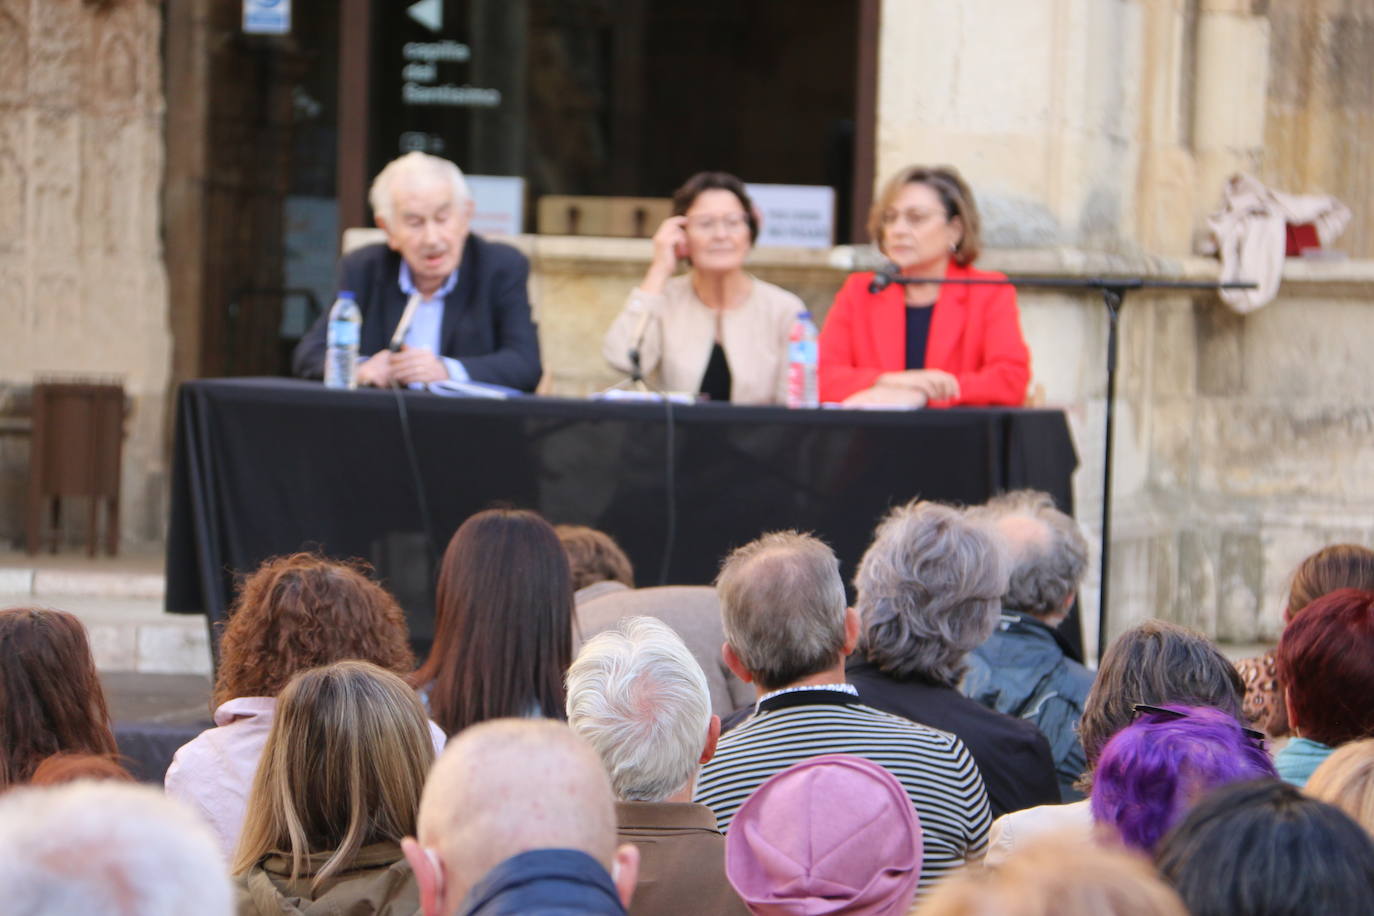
[
  {"xmin": 389, "ymin": 293, "xmax": 423, "ymax": 352},
  {"xmin": 868, "ymin": 267, "xmax": 896, "ymax": 294},
  {"xmin": 627, "ymin": 302, "xmax": 654, "ymax": 383}
]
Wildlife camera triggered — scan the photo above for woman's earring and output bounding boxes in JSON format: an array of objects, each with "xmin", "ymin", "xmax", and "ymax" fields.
[{"xmin": 949, "ymin": 242, "xmax": 958, "ymax": 253}]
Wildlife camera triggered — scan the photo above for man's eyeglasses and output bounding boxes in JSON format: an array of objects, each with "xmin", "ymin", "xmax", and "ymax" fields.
[{"xmin": 1132, "ymin": 703, "xmax": 1266, "ymax": 743}]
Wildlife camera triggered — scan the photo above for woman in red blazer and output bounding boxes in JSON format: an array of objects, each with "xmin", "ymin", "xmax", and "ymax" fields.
[{"xmin": 819, "ymin": 165, "xmax": 1030, "ymax": 407}]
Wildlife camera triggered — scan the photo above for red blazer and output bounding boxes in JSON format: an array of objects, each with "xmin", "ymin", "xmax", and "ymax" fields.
[{"xmin": 818, "ymin": 261, "xmax": 1031, "ymax": 406}]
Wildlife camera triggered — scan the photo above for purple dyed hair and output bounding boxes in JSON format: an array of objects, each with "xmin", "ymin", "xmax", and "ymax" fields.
[{"xmin": 1090, "ymin": 704, "xmax": 1276, "ymax": 852}]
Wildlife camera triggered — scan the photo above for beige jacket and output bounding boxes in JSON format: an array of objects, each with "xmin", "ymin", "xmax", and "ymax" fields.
[{"xmin": 601, "ymin": 273, "xmax": 805, "ymax": 405}]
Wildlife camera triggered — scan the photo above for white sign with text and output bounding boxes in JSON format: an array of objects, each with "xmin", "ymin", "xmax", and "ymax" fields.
[
  {"xmin": 243, "ymin": 0, "xmax": 290, "ymax": 34},
  {"xmin": 467, "ymin": 175, "xmax": 526, "ymax": 237},
  {"xmin": 745, "ymin": 183, "xmax": 835, "ymax": 249}
]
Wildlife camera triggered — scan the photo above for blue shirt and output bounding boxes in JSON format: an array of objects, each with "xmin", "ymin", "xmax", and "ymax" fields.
[{"xmin": 398, "ymin": 261, "xmax": 468, "ymax": 382}]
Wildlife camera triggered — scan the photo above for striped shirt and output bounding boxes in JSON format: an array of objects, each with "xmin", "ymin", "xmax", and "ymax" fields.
[{"xmin": 694, "ymin": 689, "xmax": 991, "ymax": 896}]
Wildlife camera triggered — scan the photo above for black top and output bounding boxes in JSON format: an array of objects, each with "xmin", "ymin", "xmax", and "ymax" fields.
[
  {"xmin": 905, "ymin": 304, "xmax": 934, "ymax": 370},
  {"xmin": 699, "ymin": 342, "xmax": 732, "ymax": 402},
  {"xmin": 846, "ymin": 654, "xmax": 1061, "ymax": 818}
]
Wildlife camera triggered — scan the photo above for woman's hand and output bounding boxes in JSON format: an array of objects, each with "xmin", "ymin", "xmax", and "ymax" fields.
[
  {"xmin": 877, "ymin": 369, "xmax": 961, "ymax": 402},
  {"xmin": 640, "ymin": 216, "xmax": 689, "ymax": 294},
  {"xmin": 842, "ymin": 385, "xmax": 929, "ymax": 409}
]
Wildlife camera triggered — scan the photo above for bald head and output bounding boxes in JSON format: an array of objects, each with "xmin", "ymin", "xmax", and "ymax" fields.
[
  {"xmin": 971, "ymin": 490, "xmax": 1087, "ymax": 620},
  {"xmin": 417, "ymin": 719, "xmax": 619, "ymax": 904},
  {"xmin": 996, "ymin": 513, "xmax": 1052, "ymax": 566}
]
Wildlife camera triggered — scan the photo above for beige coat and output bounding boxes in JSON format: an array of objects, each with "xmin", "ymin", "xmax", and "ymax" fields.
[{"xmin": 601, "ymin": 273, "xmax": 805, "ymax": 405}]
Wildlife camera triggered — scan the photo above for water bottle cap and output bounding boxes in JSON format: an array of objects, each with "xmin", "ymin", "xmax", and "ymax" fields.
[
  {"xmin": 338, "ymin": 290, "xmax": 355, "ymax": 300},
  {"xmin": 798, "ymin": 310, "xmax": 812, "ymax": 319}
]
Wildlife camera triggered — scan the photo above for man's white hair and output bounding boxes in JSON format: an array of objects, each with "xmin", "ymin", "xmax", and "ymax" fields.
[
  {"xmin": 566, "ymin": 616, "xmax": 711, "ymax": 802},
  {"xmin": 368, "ymin": 151, "xmax": 470, "ymax": 225},
  {"xmin": 0, "ymin": 781, "xmax": 232, "ymax": 916}
]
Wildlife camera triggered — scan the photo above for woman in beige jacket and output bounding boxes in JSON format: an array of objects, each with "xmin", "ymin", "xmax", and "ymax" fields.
[{"xmin": 602, "ymin": 171, "xmax": 805, "ymax": 405}]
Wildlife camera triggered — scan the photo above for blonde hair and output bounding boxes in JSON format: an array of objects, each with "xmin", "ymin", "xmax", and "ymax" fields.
[
  {"xmin": 1306, "ymin": 738, "xmax": 1374, "ymax": 839},
  {"xmin": 868, "ymin": 164, "xmax": 982, "ymax": 265},
  {"xmin": 232, "ymin": 661, "xmax": 434, "ymax": 887},
  {"xmin": 918, "ymin": 831, "xmax": 1187, "ymax": 916}
]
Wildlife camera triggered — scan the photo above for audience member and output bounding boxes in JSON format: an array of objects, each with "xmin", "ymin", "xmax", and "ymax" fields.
[
  {"xmin": 694, "ymin": 531, "xmax": 990, "ymax": 896},
  {"xmin": 0, "ymin": 781, "xmax": 232, "ymax": 915},
  {"xmin": 1235, "ymin": 544, "xmax": 1374, "ymax": 737},
  {"xmin": 557, "ymin": 523, "xmax": 636, "ymax": 604},
  {"xmin": 602, "ymin": 171, "xmax": 805, "ymax": 404},
  {"xmin": 410, "ymin": 508, "xmax": 575, "ymax": 736},
  {"xmin": 726, "ymin": 754, "xmax": 922, "ymax": 916},
  {"xmin": 917, "ymin": 831, "xmax": 1187, "ymax": 916},
  {"xmin": 233, "ymin": 661, "xmax": 434, "ymax": 914},
  {"xmin": 1306, "ymin": 738, "xmax": 1374, "ymax": 839},
  {"xmin": 1090, "ymin": 704, "xmax": 1275, "ymax": 852},
  {"xmin": 0, "ymin": 606, "xmax": 117, "ymax": 790},
  {"xmin": 577, "ymin": 585, "xmax": 753, "ymax": 717},
  {"xmin": 845, "ymin": 501, "xmax": 1060, "ymax": 817},
  {"xmin": 403, "ymin": 718, "xmax": 639, "ymax": 916},
  {"xmin": 1155, "ymin": 780, "xmax": 1374, "ymax": 916},
  {"xmin": 1274, "ymin": 587, "xmax": 1374, "ymax": 785},
  {"xmin": 963, "ymin": 489, "xmax": 1093, "ymax": 800},
  {"xmin": 165, "ymin": 553, "xmax": 433, "ymax": 857},
  {"xmin": 567, "ymin": 616, "xmax": 747, "ymax": 916},
  {"xmin": 27, "ymin": 752, "xmax": 133, "ymax": 786},
  {"xmin": 987, "ymin": 619, "xmax": 1245, "ymax": 864}
]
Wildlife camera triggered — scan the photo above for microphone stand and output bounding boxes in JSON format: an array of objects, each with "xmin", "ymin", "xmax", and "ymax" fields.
[{"xmin": 874, "ymin": 270, "xmax": 1256, "ymax": 660}]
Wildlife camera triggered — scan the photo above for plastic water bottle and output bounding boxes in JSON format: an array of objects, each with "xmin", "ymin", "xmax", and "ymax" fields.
[
  {"xmin": 787, "ymin": 311, "xmax": 820, "ymax": 408},
  {"xmin": 324, "ymin": 292, "xmax": 361, "ymax": 389}
]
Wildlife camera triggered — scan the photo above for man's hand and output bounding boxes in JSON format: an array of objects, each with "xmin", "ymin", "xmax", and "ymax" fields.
[
  {"xmin": 389, "ymin": 346, "xmax": 449, "ymax": 385},
  {"xmin": 356, "ymin": 351, "xmax": 394, "ymax": 387}
]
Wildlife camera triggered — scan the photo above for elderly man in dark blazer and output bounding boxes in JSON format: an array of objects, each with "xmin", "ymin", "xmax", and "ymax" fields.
[{"xmin": 293, "ymin": 152, "xmax": 542, "ymax": 391}]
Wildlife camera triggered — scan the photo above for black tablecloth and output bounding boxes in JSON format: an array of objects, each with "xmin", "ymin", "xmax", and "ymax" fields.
[{"xmin": 167, "ymin": 379, "xmax": 1079, "ymax": 657}]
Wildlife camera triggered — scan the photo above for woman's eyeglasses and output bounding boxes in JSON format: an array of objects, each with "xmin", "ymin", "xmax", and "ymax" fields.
[
  {"xmin": 686, "ymin": 213, "xmax": 750, "ymax": 233},
  {"xmin": 1132, "ymin": 703, "xmax": 1266, "ymax": 743}
]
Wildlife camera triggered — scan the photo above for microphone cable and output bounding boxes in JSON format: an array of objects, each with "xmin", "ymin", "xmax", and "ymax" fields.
[{"xmin": 387, "ymin": 376, "xmax": 440, "ymax": 569}]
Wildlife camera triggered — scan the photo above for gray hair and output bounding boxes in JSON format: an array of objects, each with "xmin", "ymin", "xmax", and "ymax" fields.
[
  {"xmin": 855, "ymin": 501, "xmax": 1010, "ymax": 687},
  {"xmin": 970, "ymin": 489, "xmax": 1087, "ymax": 619},
  {"xmin": 0, "ymin": 782, "xmax": 232, "ymax": 916},
  {"xmin": 715, "ymin": 531, "xmax": 848, "ymax": 690},
  {"xmin": 566, "ymin": 617, "xmax": 711, "ymax": 802},
  {"xmin": 369, "ymin": 151, "xmax": 470, "ymax": 225}
]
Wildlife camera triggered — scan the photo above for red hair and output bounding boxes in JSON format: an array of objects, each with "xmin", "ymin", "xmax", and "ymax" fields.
[
  {"xmin": 28, "ymin": 752, "xmax": 134, "ymax": 786},
  {"xmin": 1276, "ymin": 588, "xmax": 1374, "ymax": 747}
]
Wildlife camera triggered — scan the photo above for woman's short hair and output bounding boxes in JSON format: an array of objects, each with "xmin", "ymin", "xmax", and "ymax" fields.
[
  {"xmin": 1307, "ymin": 738, "xmax": 1374, "ymax": 839},
  {"xmin": 232, "ymin": 660, "xmax": 434, "ymax": 885},
  {"xmin": 0, "ymin": 606, "xmax": 117, "ymax": 788},
  {"xmin": 1077, "ymin": 620, "xmax": 1244, "ymax": 783},
  {"xmin": 1091, "ymin": 705, "xmax": 1276, "ymax": 852},
  {"xmin": 868, "ymin": 164, "xmax": 983, "ymax": 265},
  {"xmin": 1285, "ymin": 544, "xmax": 1374, "ymax": 622},
  {"xmin": 213, "ymin": 554, "xmax": 416, "ymax": 709},
  {"xmin": 671, "ymin": 171, "xmax": 760, "ymax": 243},
  {"xmin": 412, "ymin": 508, "xmax": 575, "ymax": 735},
  {"xmin": 919, "ymin": 830, "xmax": 1187, "ymax": 916},
  {"xmin": 1276, "ymin": 588, "xmax": 1374, "ymax": 747},
  {"xmin": 1155, "ymin": 780, "xmax": 1374, "ymax": 916},
  {"xmin": 555, "ymin": 524, "xmax": 635, "ymax": 591},
  {"xmin": 28, "ymin": 753, "xmax": 133, "ymax": 787},
  {"xmin": 855, "ymin": 501, "xmax": 1009, "ymax": 687},
  {"xmin": 369, "ymin": 151, "xmax": 470, "ymax": 225}
]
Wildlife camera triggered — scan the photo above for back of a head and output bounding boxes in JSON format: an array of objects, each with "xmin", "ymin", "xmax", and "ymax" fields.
[
  {"xmin": 1155, "ymin": 779, "xmax": 1374, "ymax": 916},
  {"xmin": 1285, "ymin": 543, "xmax": 1374, "ymax": 620},
  {"xmin": 918, "ymin": 830, "xmax": 1186, "ymax": 916},
  {"xmin": 855, "ymin": 501, "xmax": 1010, "ymax": 686},
  {"xmin": 233, "ymin": 660, "xmax": 434, "ymax": 882},
  {"xmin": 715, "ymin": 531, "xmax": 848, "ymax": 690},
  {"xmin": 419, "ymin": 718, "xmax": 619, "ymax": 901},
  {"xmin": 0, "ymin": 606, "xmax": 116, "ymax": 788},
  {"xmin": 971, "ymin": 489, "xmax": 1087, "ymax": 618},
  {"xmin": 0, "ymin": 781, "xmax": 232, "ymax": 916},
  {"xmin": 726, "ymin": 755, "xmax": 922, "ymax": 916},
  {"xmin": 566, "ymin": 616, "xmax": 710, "ymax": 802},
  {"xmin": 418, "ymin": 509, "xmax": 574, "ymax": 735},
  {"xmin": 212, "ymin": 553, "xmax": 416, "ymax": 708},
  {"xmin": 1091, "ymin": 705, "xmax": 1276, "ymax": 851},
  {"xmin": 27, "ymin": 752, "xmax": 133, "ymax": 786},
  {"xmin": 1078, "ymin": 620, "xmax": 1244, "ymax": 777},
  {"xmin": 557, "ymin": 524, "xmax": 635, "ymax": 591},
  {"xmin": 1275, "ymin": 587, "xmax": 1374, "ymax": 748},
  {"xmin": 1306, "ymin": 738, "xmax": 1374, "ymax": 838}
]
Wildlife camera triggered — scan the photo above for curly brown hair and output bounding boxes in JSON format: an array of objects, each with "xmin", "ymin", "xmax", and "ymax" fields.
[
  {"xmin": 0, "ymin": 606, "xmax": 118, "ymax": 788},
  {"xmin": 213, "ymin": 554, "xmax": 416, "ymax": 709}
]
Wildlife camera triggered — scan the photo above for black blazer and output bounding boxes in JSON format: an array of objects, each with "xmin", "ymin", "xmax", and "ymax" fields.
[
  {"xmin": 292, "ymin": 236, "xmax": 543, "ymax": 391},
  {"xmin": 846, "ymin": 655, "xmax": 1062, "ymax": 818}
]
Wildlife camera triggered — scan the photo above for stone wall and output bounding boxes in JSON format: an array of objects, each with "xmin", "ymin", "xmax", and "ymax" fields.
[{"xmin": 0, "ymin": 0, "xmax": 168, "ymax": 547}]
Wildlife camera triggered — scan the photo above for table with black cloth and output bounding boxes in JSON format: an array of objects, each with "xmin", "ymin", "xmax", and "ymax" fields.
[{"xmin": 166, "ymin": 378, "xmax": 1080, "ymax": 660}]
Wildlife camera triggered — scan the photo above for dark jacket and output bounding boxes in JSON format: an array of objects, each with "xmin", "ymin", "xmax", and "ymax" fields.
[
  {"xmin": 963, "ymin": 611, "xmax": 1095, "ymax": 801},
  {"xmin": 234, "ymin": 841, "xmax": 420, "ymax": 915},
  {"xmin": 458, "ymin": 848, "xmax": 627, "ymax": 916},
  {"xmin": 292, "ymin": 238, "xmax": 542, "ymax": 391},
  {"xmin": 846, "ymin": 654, "xmax": 1061, "ymax": 818}
]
